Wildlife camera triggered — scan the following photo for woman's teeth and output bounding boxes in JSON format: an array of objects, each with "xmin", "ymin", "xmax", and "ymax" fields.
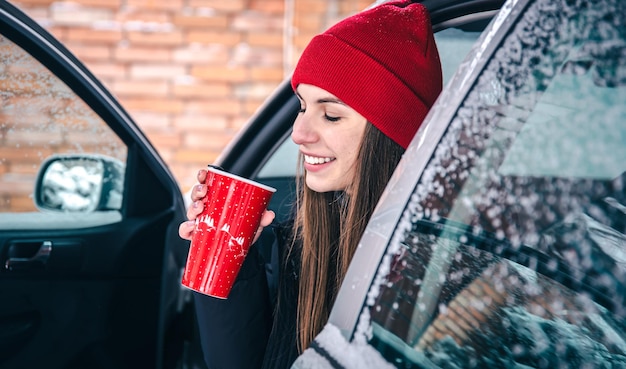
[{"xmin": 304, "ymin": 155, "xmax": 334, "ymax": 165}]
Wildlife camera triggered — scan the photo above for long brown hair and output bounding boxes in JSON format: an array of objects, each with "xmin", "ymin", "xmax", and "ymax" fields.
[{"xmin": 292, "ymin": 122, "xmax": 404, "ymax": 352}]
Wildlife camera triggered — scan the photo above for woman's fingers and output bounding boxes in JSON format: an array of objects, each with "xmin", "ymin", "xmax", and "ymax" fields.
[
  {"xmin": 191, "ymin": 169, "xmax": 208, "ymax": 203},
  {"xmin": 196, "ymin": 168, "xmax": 207, "ymax": 184},
  {"xmin": 186, "ymin": 168, "xmax": 209, "ymax": 221},
  {"xmin": 253, "ymin": 210, "xmax": 276, "ymax": 244},
  {"xmin": 181, "ymin": 168, "xmax": 209, "ymax": 241},
  {"xmin": 260, "ymin": 209, "xmax": 276, "ymax": 227},
  {"xmin": 186, "ymin": 198, "xmax": 205, "ymax": 221},
  {"xmin": 179, "ymin": 220, "xmax": 195, "ymax": 241}
]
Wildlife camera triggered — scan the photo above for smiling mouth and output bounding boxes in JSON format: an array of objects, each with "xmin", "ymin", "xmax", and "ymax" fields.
[{"xmin": 304, "ymin": 155, "xmax": 335, "ymax": 165}]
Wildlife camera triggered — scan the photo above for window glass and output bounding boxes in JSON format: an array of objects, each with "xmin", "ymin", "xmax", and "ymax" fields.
[
  {"xmin": 435, "ymin": 25, "xmax": 485, "ymax": 85},
  {"xmin": 0, "ymin": 35, "xmax": 126, "ymax": 228},
  {"xmin": 363, "ymin": 0, "xmax": 626, "ymax": 367}
]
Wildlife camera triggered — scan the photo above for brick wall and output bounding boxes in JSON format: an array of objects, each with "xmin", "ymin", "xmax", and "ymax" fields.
[{"xmin": 11, "ymin": 0, "xmax": 371, "ymax": 194}]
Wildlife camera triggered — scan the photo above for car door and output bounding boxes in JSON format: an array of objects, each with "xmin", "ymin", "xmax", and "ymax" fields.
[
  {"xmin": 293, "ymin": 0, "xmax": 626, "ymax": 367},
  {"xmin": 0, "ymin": 3, "xmax": 193, "ymax": 369}
]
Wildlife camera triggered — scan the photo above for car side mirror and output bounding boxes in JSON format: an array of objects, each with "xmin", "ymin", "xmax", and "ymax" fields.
[{"xmin": 34, "ymin": 154, "xmax": 125, "ymax": 212}]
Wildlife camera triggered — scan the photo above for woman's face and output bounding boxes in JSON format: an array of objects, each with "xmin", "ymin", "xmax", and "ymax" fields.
[{"xmin": 291, "ymin": 84, "xmax": 368, "ymax": 193}]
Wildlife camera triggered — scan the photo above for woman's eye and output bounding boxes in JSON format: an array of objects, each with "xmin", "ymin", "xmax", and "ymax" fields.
[
  {"xmin": 324, "ymin": 114, "xmax": 340, "ymax": 122},
  {"xmin": 298, "ymin": 107, "xmax": 306, "ymax": 114}
]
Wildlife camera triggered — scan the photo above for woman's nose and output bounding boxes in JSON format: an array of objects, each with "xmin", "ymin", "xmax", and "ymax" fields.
[{"xmin": 291, "ymin": 114, "xmax": 317, "ymax": 145}]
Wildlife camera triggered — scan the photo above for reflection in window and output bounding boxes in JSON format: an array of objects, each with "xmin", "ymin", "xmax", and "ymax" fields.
[
  {"xmin": 363, "ymin": 0, "xmax": 626, "ymax": 367},
  {"xmin": 371, "ymin": 227, "xmax": 626, "ymax": 368},
  {"xmin": 0, "ymin": 35, "xmax": 126, "ymax": 213}
]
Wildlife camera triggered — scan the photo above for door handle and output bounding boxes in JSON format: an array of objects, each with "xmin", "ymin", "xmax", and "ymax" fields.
[{"xmin": 4, "ymin": 241, "xmax": 52, "ymax": 271}]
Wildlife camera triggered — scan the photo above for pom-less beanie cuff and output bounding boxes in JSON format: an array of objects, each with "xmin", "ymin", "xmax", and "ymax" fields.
[{"xmin": 291, "ymin": 0, "xmax": 443, "ymax": 149}]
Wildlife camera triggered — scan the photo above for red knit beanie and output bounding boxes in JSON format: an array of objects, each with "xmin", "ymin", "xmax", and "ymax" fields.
[{"xmin": 291, "ymin": 0, "xmax": 442, "ymax": 149}]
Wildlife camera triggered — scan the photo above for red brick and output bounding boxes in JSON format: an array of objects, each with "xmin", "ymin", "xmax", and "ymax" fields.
[
  {"xmin": 0, "ymin": 75, "xmax": 49, "ymax": 94},
  {"xmin": 9, "ymin": 163, "xmax": 40, "ymax": 176},
  {"xmin": 243, "ymin": 95, "xmax": 269, "ymax": 113},
  {"xmin": 13, "ymin": 6, "xmax": 50, "ymax": 22},
  {"xmin": 173, "ymin": 45, "xmax": 229, "ymax": 64},
  {"xmin": 121, "ymin": 97, "xmax": 185, "ymax": 114},
  {"xmin": 13, "ymin": 0, "xmax": 55, "ymax": 6},
  {"xmin": 131, "ymin": 112, "xmax": 172, "ymax": 130},
  {"xmin": 114, "ymin": 46, "xmax": 171, "ymax": 63},
  {"xmin": 172, "ymin": 14, "xmax": 229, "ymax": 29},
  {"xmin": 64, "ymin": 131, "xmax": 125, "ymax": 147},
  {"xmin": 191, "ymin": 65, "xmax": 248, "ymax": 82},
  {"xmin": 231, "ymin": 116, "xmax": 251, "ymax": 131},
  {"xmin": 294, "ymin": 0, "xmax": 328, "ymax": 14},
  {"xmin": 74, "ymin": 0, "xmax": 123, "ymax": 8},
  {"xmin": 65, "ymin": 27, "xmax": 123, "ymax": 44},
  {"xmin": 187, "ymin": 0, "xmax": 247, "ymax": 12},
  {"xmin": 232, "ymin": 13, "xmax": 284, "ymax": 32},
  {"xmin": 183, "ymin": 131, "xmax": 234, "ymax": 151},
  {"xmin": 173, "ymin": 114, "xmax": 229, "ymax": 131},
  {"xmin": 112, "ymin": 80, "xmax": 170, "ymax": 97},
  {"xmin": 83, "ymin": 62, "xmax": 128, "ymax": 80},
  {"xmin": 173, "ymin": 164, "xmax": 207, "ymax": 192},
  {"xmin": 129, "ymin": 64, "xmax": 186, "ymax": 80},
  {"xmin": 126, "ymin": 0, "xmax": 185, "ymax": 11},
  {"xmin": 116, "ymin": 10, "xmax": 170, "ymax": 23},
  {"xmin": 127, "ymin": 30, "xmax": 185, "ymax": 47},
  {"xmin": 249, "ymin": 67, "xmax": 283, "ymax": 82},
  {"xmin": 246, "ymin": 32, "xmax": 283, "ymax": 47},
  {"xmin": 5, "ymin": 129, "xmax": 64, "ymax": 146},
  {"xmin": 47, "ymin": 26, "xmax": 67, "ymax": 40},
  {"xmin": 294, "ymin": 14, "xmax": 325, "ymax": 33},
  {"xmin": 157, "ymin": 148, "xmax": 174, "ymax": 164},
  {"xmin": 0, "ymin": 147, "xmax": 54, "ymax": 163},
  {"xmin": 185, "ymin": 99, "xmax": 242, "ymax": 116},
  {"xmin": 293, "ymin": 33, "xmax": 316, "ymax": 50},
  {"xmin": 249, "ymin": 0, "xmax": 285, "ymax": 14},
  {"xmin": 186, "ymin": 30, "xmax": 242, "ymax": 46},
  {"xmin": 9, "ymin": 195, "xmax": 38, "ymax": 212},
  {"xmin": 146, "ymin": 130, "xmax": 183, "ymax": 149},
  {"xmin": 172, "ymin": 81, "xmax": 231, "ymax": 99},
  {"xmin": 51, "ymin": 4, "xmax": 114, "ymax": 26},
  {"xmin": 243, "ymin": 98, "xmax": 269, "ymax": 116},
  {"xmin": 231, "ymin": 45, "xmax": 282, "ymax": 67},
  {"xmin": 339, "ymin": 0, "xmax": 370, "ymax": 14},
  {"xmin": 66, "ymin": 43, "xmax": 112, "ymax": 61},
  {"xmin": 174, "ymin": 148, "xmax": 219, "ymax": 165},
  {"xmin": 234, "ymin": 82, "xmax": 281, "ymax": 100}
]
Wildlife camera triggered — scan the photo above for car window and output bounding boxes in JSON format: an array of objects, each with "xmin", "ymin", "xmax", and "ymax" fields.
[
  {"xmin": 360, "ymin": 0, "xmax": 626, "ymax": 367},
  {"xmin": 0, "ymin": 35, "xmax": 127, "ymax": 229}
]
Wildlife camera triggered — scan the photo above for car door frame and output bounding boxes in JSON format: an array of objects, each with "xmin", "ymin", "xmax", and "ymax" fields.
[
  {"xmin": 326, "ymin": 0, "xmax": 513, "ymax": 340},
  {"xmin": 0, "ymin": 2, "xmax": 193, "ymax": 368}
]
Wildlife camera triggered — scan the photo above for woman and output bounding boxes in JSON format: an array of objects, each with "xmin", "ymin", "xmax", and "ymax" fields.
[{"xmin": 179, "ymin": 1, "xmax": 443, "ymax": 368}]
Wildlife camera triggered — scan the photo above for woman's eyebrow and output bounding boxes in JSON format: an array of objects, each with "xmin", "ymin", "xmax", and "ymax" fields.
[
  {"xmin": 316, "ymin": 97, "xmax": 346, "ymax": 106},
  {"xmin": 295, "ymin": 91, "xmax": 346, "ymax": 106}
]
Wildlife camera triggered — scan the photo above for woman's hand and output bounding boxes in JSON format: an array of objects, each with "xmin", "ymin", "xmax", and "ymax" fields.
[{"xmin": 178, "ymin": 168, "xmax": 276, "ymax": 242}]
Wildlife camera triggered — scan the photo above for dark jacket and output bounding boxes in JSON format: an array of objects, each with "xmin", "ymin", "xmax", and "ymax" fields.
[{"xmin": 194, "ymin": 221, "xmax": 300, "ymax": 369}]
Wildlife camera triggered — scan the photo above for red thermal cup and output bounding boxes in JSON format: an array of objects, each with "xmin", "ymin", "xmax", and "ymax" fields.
[{"xmin": 181, "ymin": 166, "xmax": 276, "ymax": 299}]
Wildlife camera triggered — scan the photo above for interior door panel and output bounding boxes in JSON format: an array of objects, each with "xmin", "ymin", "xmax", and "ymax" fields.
[{"xmin": 0, "ymin": 2, "xmax": 190, "ymax": 368}]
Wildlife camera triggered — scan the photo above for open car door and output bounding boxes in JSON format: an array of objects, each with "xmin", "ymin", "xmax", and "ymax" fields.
[{"xmin": 0, "ymin": 3, "xmax": 195, "ymax": 368}]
